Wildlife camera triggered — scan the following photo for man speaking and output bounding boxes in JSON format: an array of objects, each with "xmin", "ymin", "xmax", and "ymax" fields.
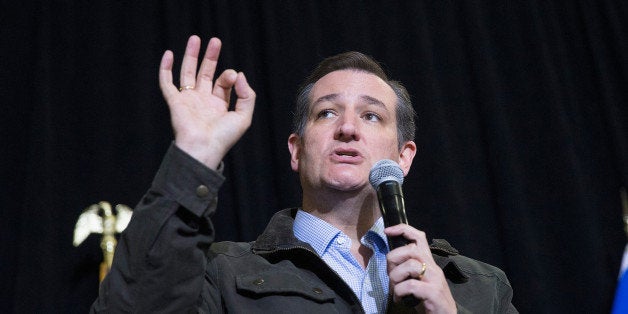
[{"xmin": 91, "ymin": 36, "xmax": 517, "ymax": 313}]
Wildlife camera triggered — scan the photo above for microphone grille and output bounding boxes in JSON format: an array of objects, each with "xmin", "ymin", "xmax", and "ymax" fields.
[{"xmin": 369, "ymin": 159, "xmax": 404, "ymax": 188}]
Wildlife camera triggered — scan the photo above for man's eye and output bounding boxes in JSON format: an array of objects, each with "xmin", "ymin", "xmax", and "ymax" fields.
[
  {"xmin": 317, "ymin": 109, "xmax": 336, "ymax": 119},
  {"xmin": 363, "ymin": 112, "xmax": 381, "ymax": 122}
]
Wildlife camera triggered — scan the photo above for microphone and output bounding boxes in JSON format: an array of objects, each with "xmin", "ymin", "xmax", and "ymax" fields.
[
  {"xmin": 369, "ymin": 159, "xmax": 410, "ymax": 249},
  {"xmin": 369, "ymin": 159, "xmax": 420, "ymax": 307}
]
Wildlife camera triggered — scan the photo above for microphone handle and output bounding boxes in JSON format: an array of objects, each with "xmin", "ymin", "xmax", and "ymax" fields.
[
  {"xmin": 377, "ymin": 181, "xmax": 422, "ymax": 308},
  {"xmin": 377, "ymin": 181, "xmax": 410, "ymax": 249}
]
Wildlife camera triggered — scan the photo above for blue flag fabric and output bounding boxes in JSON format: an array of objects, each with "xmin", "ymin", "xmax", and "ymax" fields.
[
  {"xmin": 612, "ymin": 272, "xmax": 627, "ymax": 314},
  {"xmin": 612, "ymin": 244, "xmax": 628, "ymax": 314}
]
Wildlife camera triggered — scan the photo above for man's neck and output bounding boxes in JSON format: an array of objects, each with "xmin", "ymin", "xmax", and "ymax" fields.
[{"xmin": 301, "ymin": 188, "xmax": 381, "ymax": 243}]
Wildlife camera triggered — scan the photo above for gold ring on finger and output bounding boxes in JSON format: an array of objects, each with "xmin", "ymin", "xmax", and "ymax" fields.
[
  {"xmin": 418, "ymin": 262, "xmax": 427, "ymax": 280},
  {"xmin": 178, "ymin": 85, "xmax": 194, "ymax": 91}
]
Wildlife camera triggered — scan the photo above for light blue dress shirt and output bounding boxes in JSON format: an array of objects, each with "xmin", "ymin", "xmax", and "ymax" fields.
[{"xmin": 293, "ymin": 210, "xmax": 390, "ymax": 314}]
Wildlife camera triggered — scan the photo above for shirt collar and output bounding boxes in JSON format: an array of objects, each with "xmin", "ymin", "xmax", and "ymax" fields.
[
  {"xmin": 293, "ymin": 209, "xmax": 389, "ymax": 257},
  {"xmin": 365, "ymin": 217, "xmax": 389, "ymax": 254}
]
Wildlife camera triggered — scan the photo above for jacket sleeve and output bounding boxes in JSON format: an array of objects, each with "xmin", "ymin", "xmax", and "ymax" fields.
[
  {"xmin": 498, "ymin": 275, "xmax": 518, "ymax": 314},
  {"xmin": 442, "ymin": 252, "xmax": 519, "ymax": 314},
  {"xmin": 90, "ymin": 144, "xmax": 225, "ymax": 313}
]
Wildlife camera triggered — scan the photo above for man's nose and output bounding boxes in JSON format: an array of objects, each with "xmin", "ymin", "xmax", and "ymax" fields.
[{"xmin": 335, "ymin": 113, "xmax": 360, "ymax": 141}]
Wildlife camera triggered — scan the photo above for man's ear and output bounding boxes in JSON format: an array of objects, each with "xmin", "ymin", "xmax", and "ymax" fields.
[
  {"xmin": 398, "ymin": 141, "xmax": 417, "ymax": 176},
  {"xmin": 288, "ymin": 133, "xmax": 301, "ymax": 172}
]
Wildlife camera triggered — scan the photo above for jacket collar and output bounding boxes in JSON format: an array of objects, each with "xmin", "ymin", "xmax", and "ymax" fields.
[
  {"xmin": 251, "ymin": 208, "xmax": 309, "ymax": 253},
  {"xmin": 251, "ymin": 208, "xmax": 468, "ymax": 283}
]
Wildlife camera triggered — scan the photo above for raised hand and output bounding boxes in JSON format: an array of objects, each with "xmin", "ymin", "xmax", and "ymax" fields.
[
  {"xmin": 385, "ymin": 224, "xmax": 457, "ymax": 314},
  {"xmin": 159, "ymin": 35, "xmax": 256, "ymax": 169}
]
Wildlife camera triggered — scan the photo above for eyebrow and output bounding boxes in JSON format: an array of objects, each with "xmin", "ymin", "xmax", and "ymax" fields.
[{"xmin": 312, "ymin": 93, "xmax": 389, "ymax": 111}]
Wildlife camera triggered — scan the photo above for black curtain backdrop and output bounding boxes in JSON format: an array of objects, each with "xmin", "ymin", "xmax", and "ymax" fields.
[{"xmin": 3, "ymin": 1, "xmax": 627, "ymax": 313}]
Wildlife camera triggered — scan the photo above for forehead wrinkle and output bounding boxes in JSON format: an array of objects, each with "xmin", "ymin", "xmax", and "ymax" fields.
[
  {"xmin": 312, "ymin": 93, "xmax": 340, "ymax": 107},
  {"xmin": 311, "ymin": 93, "xmax": 389, "ymax": 111},
  {"xmin": 359, "ymin": 95, "xmax": 389, "ymax": 112}
]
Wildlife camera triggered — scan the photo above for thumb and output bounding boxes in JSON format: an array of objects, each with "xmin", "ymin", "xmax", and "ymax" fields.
[{"xmin": 233, "ymin": 72, "xmax": 256, "ymax": 124}]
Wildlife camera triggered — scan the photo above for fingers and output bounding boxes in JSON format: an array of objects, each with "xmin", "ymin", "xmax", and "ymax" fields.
[
  {"xmin": 389, "ymin": 260, "xmax": 434, "ymax": 305},
  {"xmin": 389, "ymin": 258, "xmax": 427, "ymax": 284},
  {"xmin": 392, "ymin": 272, "xmax": 456, "ymax": 312},
  {"xmin": 385, "ymin": 224, "xmax": 457, "ymax": 312},
  {"xmin": 392, "ymin": 279, "xmax": 428, "ymax": 303},
  {"xmin": 159, "ymin": 50, "xmax": 178, "ymax": 99},
  {"xmin": 179, "ymin": 35, "xmax": 202, "ymax": 88},
  {"xmin": 196, "ymin": 37, "xmax": 222, "ymax": 92},
  {"xmin": 385, "ymin": 224, "xmax": 433, "ymax": 266},
  {"xmin": 158, "ymin": 35, "xmax": 255, "ymax": 119},
  {"xmin": 386, "ymin": 225, "xmax": 433, "ymax": 289},
  {"xmin": 212, "ymin": 69, "xmax": 238, "ymax": 104},
  {"xmin": 209, "ymin": 70, "xmax": 255, "ymax": 116}
]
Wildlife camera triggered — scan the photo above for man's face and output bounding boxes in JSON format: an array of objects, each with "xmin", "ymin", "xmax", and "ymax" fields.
[{"xmin": 288, "ymin": 69, "xmax": 416, "ymax": 193}]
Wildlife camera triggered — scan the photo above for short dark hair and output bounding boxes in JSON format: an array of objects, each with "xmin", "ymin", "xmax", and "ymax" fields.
[{"xmin": 292, "ymin": 51, "xmax": 416, "ymax": 148}]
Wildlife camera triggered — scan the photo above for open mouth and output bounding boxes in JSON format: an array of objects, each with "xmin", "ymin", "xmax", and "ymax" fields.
[
  {"xmin": 333, "ymin": 148, "xmax": 361, "ymax": 162},
  {"xmin": 336, "ymin": 151, "xmax": 358, "ymax": 157}
]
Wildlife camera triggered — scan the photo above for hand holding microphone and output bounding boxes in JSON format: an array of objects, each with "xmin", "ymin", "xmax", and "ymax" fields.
[
  {"xmin": 369, "ymin": 159, "xmax": 420, "ymax": 307},
  {"xmin": 370, "ymin": 159, "xmax": 457, "ymax": 312}
]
